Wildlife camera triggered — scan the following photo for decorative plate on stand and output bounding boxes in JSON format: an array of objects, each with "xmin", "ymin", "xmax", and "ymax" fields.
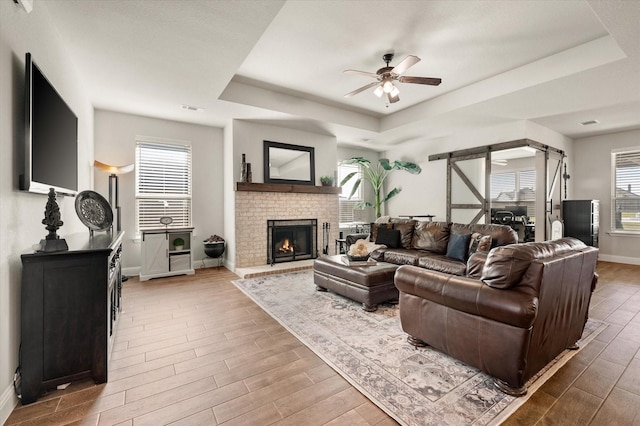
[{"xmin": 75, "ymin": 190, "xmax": 113, "ymax": 231}]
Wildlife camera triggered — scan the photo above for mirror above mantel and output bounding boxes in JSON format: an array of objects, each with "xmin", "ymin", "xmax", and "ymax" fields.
[{"xmin": 263, "ymin": 140, "xmax": 315, "ymax": 185}]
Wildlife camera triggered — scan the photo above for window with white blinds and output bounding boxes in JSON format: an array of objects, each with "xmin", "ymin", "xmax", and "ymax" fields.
[
  {"xmin": 338, "ymin": 163, "xmax": 363, "ymax": 225},
  {"xmin": 490, "ymin": 169, "xmax": 536, "ymax": 216},
  {"xmin": 135, "ymin": 138, "xmax": 192, "ymax": 233},
  {"xmin": 612, "ymin": 148, "xmax": 640, "ymax": 232}
]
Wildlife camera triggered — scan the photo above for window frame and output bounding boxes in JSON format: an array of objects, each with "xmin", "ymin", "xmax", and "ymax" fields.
[
  {"xmin": 338, "ymin": 162, "xmax": 364, "ymax": 226},
  {"xmin": 611, "ymin": 147, "xmax": 640, "ymax": 235},
  {"xmin": 135, "ymin": 136, "xmax": 193, "ymax": 236}
]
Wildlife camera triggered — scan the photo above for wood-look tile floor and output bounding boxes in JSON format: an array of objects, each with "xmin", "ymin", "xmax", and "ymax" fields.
[{"xmin": 6, "ymin": 261, "xmax": 640, "ymax": 425}]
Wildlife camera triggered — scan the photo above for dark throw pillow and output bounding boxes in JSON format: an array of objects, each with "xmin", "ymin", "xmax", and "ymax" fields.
[
  {"xmin": 375, "ymin": 228, "xmax": 401, "ymax": 249},
  {"xmin": 369, "ymin": 222, "xmax": 391, "ymax": 243},
  {"xmin": 446, "ymin": 233, "xmax": 472, "ymax": 262}
]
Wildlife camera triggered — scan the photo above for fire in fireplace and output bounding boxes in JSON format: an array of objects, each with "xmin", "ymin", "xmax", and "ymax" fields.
[{"xmin": 267, "ymin": 219, "xmax": 318, "ymax": 264}]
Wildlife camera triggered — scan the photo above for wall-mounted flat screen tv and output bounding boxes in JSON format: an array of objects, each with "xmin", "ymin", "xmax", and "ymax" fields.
[{"xmin": 20, "ymin": 52, "xmax": 78, "ymax": 196}]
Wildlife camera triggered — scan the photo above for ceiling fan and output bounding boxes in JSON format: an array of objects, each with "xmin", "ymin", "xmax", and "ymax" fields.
[{"xmin": 344, "ymin": 53, "xmax": 441, "ymax": 104}]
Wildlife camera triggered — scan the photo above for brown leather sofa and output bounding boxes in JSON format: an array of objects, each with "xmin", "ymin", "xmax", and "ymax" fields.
[
  {"xmin": 350, "ymin": 220, "xmax": 518, "ymax": 276},
  {"xmin": 395, "ymin": 237, "xmax": 599, "ymax": 395}
]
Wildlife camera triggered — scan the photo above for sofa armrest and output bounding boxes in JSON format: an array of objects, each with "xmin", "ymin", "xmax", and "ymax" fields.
[{"xmin": 395, "ymin": 265, "xmax": 537, "ymax": 329}]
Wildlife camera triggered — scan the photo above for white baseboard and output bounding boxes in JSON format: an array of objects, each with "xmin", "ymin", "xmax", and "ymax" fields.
[
  {"xmin": 194, "ymin": 257, "xmax": 225, "ymax": 269},
  {"xmin": 122, "ymin": 267, "xmax": 140, "ymax": 277},
  {"xmin": 598, "ymin": 254, "xmax": 640, "ymax": 265},
  {"xmin": 0, "ymin": 383, "xmax": 18, "ymax": 425}
]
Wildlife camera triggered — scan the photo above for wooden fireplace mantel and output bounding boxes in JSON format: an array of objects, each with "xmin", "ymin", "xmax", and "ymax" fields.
[{"xmin": 236, "ymin": 182, "xmax": 342, "ymax": 195}]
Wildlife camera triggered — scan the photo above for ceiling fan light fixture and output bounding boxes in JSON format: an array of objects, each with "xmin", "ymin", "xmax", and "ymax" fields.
[
  {"xmin": 390, "ymin": 86, "xmax": 400, "ymax": 97},
  {"xmin": 374, "ymin": 85, "xmax": 384, "ymax": 98},
  {"xmin": 383, "ymin": 80, "xmax": 394, "ymax": 93}
]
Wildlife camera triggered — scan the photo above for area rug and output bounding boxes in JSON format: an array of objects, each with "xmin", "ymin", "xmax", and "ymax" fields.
[{"xmin": 232, "ymin": 270, "xmax": 606, "ymax": 426}]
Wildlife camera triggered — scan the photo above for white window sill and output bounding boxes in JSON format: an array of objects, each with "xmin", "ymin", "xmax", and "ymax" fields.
[{"xmin": 607, "ymin": 231, "xmax": 640, "ymax": 237}]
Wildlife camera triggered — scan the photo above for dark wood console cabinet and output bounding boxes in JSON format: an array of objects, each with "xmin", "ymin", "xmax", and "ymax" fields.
[{"xmin": 20, "ymin": 231, "xmax": 123, "ymax": 404}]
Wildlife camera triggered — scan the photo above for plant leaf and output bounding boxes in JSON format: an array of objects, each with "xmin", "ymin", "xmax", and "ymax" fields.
[
  {"xmin": 340, "ymin": 157, "xmax": 371, "ymax": 167},
  {"xmin": 348, "ymin": 178, "xmax": 362, "ymax": 199},
  {"xmin": 355, "ymin": 201, "xmax": 373, "ymax": 210},
  {"xmin": 393, "ymin": 161, "xmax": 422, "ymax": 174},
  {"xmin": 381, "ymin": 187, "xmax": 402, "ymax": 204},
  {"xmin": 339, "ymin": 171, "xmax": 357, "ymax": 187},
  {"xmin": 379, "ymin": 158, "xmax": 392, "ymax": 170}
]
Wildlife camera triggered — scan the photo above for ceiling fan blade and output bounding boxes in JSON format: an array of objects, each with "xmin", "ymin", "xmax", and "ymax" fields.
[
  {"xmin": 398, "ymin": 76, "xmax": 442, "ymax": 86},
  {"xmin": 343, "ymin": 69, "xmax": 379, "ymax": 79},
  {"xmin": 387, "ymin": 92, "xmax": 400, "ymax": 103},
  {"xmin": 344, "ymin": 81, "xmax": 379, "ymax": 98},
  {"xmin": 391, "ymin": 55, "xmax": 420, "ymax": 75}
]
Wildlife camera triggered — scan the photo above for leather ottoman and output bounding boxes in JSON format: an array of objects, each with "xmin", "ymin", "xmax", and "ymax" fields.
[{"xmin": 313, "ymin": 255, "xmax": 399, "ymax": 311}]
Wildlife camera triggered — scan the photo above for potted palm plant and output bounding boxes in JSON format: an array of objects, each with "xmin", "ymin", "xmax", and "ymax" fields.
[{"xmin": 339, "ymin": 157, "xmax": 421, "ymax": 218}]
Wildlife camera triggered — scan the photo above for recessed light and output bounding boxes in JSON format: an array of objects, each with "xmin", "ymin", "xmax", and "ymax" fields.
[
  {"xmin": 180, "ymin": 104, "xmax": 204, "ymax": 112},
  {"xmin": 579, "ymin": 119, "xmax": 599, "ymax": 126}
]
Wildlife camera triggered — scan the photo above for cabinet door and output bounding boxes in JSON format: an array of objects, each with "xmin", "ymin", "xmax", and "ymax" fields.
[{"xmin": 142, "ymin": 233, "xmax": 169, "ymax": 275}]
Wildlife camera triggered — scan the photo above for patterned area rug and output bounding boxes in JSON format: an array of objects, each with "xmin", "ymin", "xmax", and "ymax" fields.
[{"xmin": 232, "ymin": 270, "xmax": 606, "ymax": 426}]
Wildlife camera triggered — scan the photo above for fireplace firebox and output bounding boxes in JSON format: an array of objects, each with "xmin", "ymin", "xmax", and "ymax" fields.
[{"xmin": 267, "ymin": 219, "xmax": 318, "ymax": 265}]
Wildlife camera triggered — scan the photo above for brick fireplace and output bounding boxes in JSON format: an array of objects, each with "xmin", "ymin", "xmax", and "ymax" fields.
[{"xmin": 234, "ymin": 184, "xmax": 339, "ymax": 268}]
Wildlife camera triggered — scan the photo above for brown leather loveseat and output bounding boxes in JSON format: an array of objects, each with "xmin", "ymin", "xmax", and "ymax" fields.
[{"xmin": 395, "ymin": 237, "xmax": 598, "ymax": 395}]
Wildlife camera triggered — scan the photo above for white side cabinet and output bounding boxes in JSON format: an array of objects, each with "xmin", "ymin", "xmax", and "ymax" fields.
[{"xmin": 140, "ymin": 228, "xmax": 195, "ymax": 281}]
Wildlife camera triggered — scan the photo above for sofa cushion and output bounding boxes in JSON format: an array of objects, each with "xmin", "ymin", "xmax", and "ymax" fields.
[
  {"xmin": 375, "ymin": 228, "xmax": 401, "ymax": 248},
  {"xmin": 369, "ymin": 248, "xmax": 387, "ymax": 262},
  {"xmin": 393, "ymin": 220, "xmax": 416, "ymax": 249},
  {"xmin": 417, "ymin": 253, "xmax": 467, "ymax": 276},
  {"xmin": 446, "ymin": 233, "xmax": 472, "ymax": 262},
  {"xmin": 411, "ymin": 221, "xmax": 450, "ymax": 254},
  {"xmin": 469, "ymin": 232, "xmax": 492, "ymax": 256},
  {"xmin": 381, "ymin": 248, "xmax": 422, "ymax": 266}
]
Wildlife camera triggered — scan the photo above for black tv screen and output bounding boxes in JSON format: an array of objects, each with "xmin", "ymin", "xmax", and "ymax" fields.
[{"xmin": 21, "ymin": 52, "xmax": 78, "ymax": 196}]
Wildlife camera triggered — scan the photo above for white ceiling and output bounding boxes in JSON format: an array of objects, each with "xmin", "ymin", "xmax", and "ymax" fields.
[{"xmin": 40, "ymin": 0, "xmax": 640, "ymax": 151}]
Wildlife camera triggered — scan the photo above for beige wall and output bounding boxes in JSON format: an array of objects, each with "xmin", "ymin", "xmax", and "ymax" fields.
[
  {"xmin": 337, "ymin": 146, "xmax": 379, "ymax": 225},
  {"xmin": 0, "ymin": 2, "xmax": 94, "ymax": 421},
  {"xmin": 94, "ymin": 110, "xmax": 224, "ymax": 273},
  {"xmin": 383, "ymin": 121, "xmax": 573, "ymax": 225},
  {"xmin": 224, "ymin": 120, "xmax": 338, "ymax": 270},
  {"xmin": 573, "ymin": 129, "xmax": 640, "ymax": 264}
]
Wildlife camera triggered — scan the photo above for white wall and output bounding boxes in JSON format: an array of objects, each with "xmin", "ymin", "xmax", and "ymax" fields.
[
  {"xmin": 0, "ymin": 2, "xmax": 94, "ymax": 421},
  {"xmin": 94, "ymin": 110, "xmax": 224, "ymax": 273},
  {"xmin": 383, "ymin": 121, "xmax": 574, "ymax": 224},
  {"xmin": 337, "ymin": 146, "xmax": 379, "ymax": 225},
  {"xmin": 573, "ymin": 129, "xmax": 640, "ymax": 264},
  {"xmin": 231, "ymin": 120, "xmax": 337, "ymax": 185}
]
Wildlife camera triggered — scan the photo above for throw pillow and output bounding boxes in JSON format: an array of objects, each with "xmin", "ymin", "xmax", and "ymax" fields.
[
  {"xmin": 446, "ymin": 233, "xmax": 472, "ymax": 262},
  {"xmin": 369, "ymin": 222, "xmax": 391, "ymax": 243},
  {"xmin": 375, "ymin": 227, "xmax": 401, "ymax": 248},
  {"xmin": 468, "ymin": 232, "xmax": 492, "ymax": 256}
]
